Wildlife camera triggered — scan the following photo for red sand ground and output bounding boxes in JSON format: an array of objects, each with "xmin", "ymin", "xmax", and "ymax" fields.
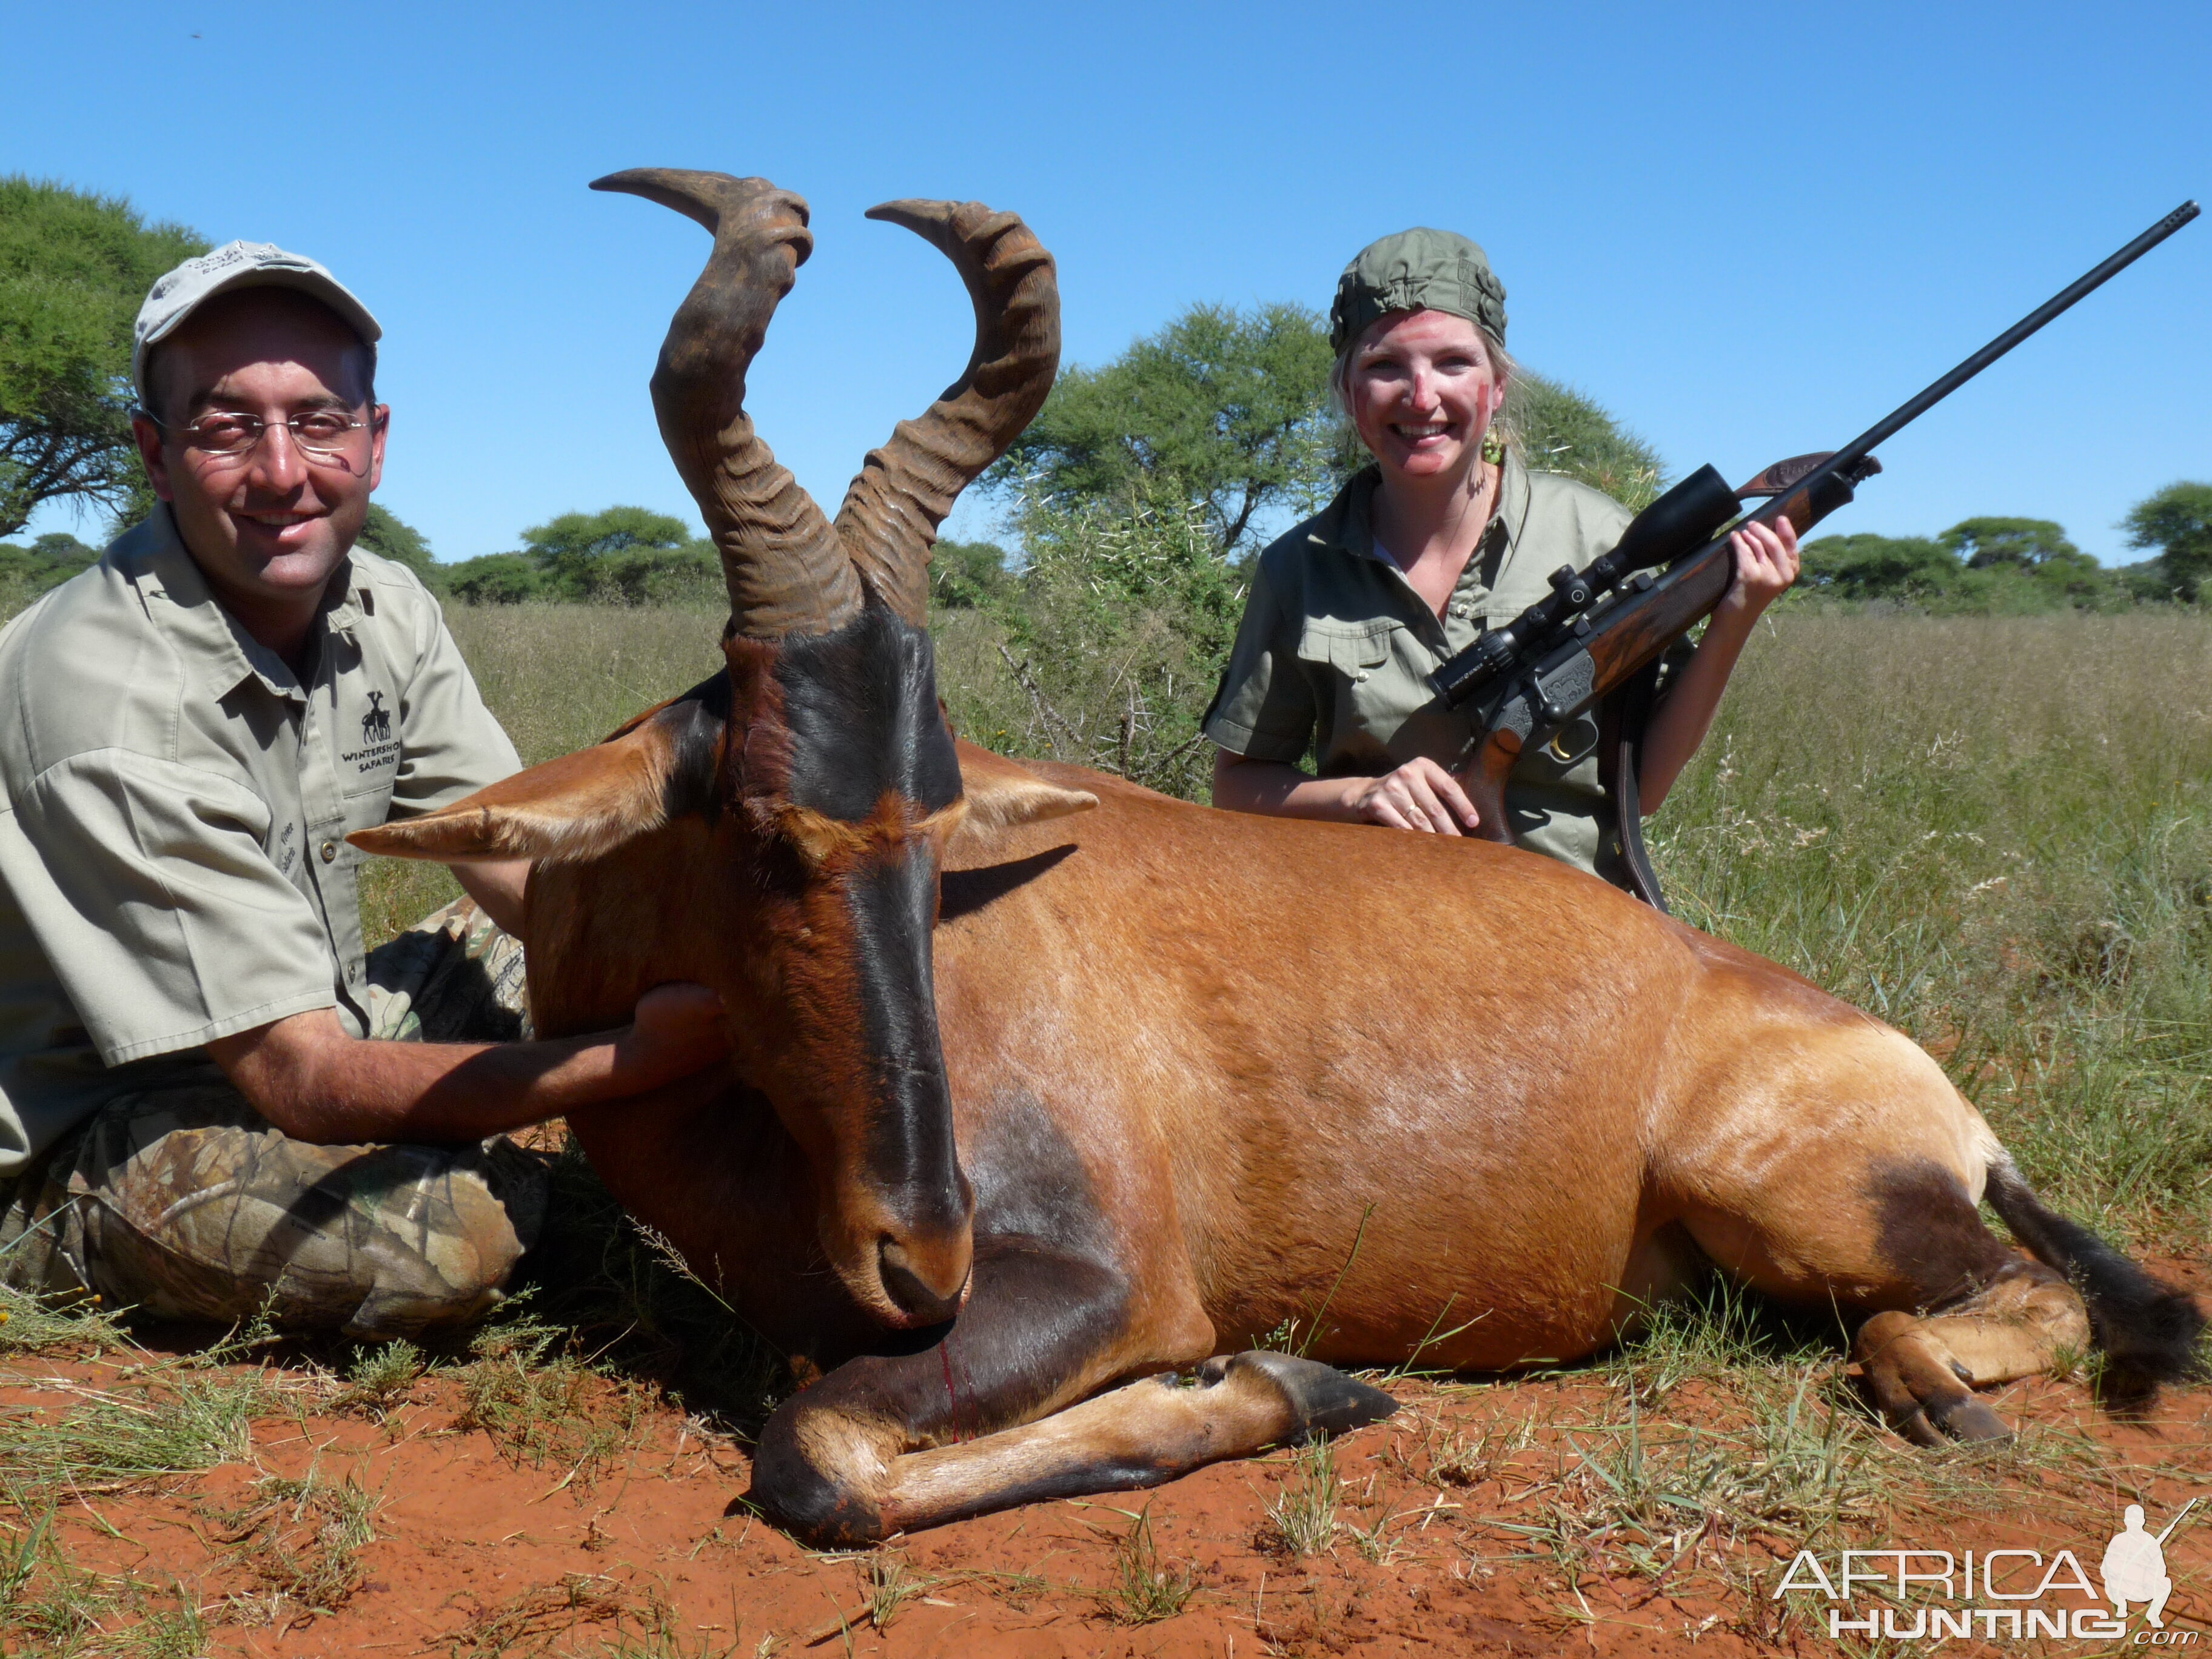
[{"xmin": 5, "ymin": 1260, "xmax": 2210, "ymax": 1657}]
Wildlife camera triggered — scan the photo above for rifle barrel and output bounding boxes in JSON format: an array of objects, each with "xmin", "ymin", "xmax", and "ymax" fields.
[{"xmin": 1831, "ymin": 201, "xmax": 2199, "ymax": 470}]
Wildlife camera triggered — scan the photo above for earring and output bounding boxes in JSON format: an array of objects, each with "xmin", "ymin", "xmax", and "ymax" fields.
[{"xmin": 1481, "ymin": 429, "xmax": 1506, "ymax": 464}]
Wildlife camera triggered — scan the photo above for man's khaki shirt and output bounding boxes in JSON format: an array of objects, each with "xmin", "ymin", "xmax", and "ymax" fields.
[
  {"xmin": 1204, "ymin": 455, "xmax": 1635, "ymax": 871},
  {"xmin": 0, "ymin": 511, "xmax": 520, "ymax": 1176}
]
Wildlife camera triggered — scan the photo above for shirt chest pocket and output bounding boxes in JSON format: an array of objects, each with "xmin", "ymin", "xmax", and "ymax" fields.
[
  {"xmin": 337, "ymin": 683, "xmax": 403, "ymax": 802},
  {"xmin": 1295, "ymin": 619, "xmax": 1395, "ymax": 685}
]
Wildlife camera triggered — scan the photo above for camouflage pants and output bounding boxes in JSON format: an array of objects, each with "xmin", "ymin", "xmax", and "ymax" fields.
[{"xmin": 0, "ymin": 899, "xmax": 548, "ymax": 1341}]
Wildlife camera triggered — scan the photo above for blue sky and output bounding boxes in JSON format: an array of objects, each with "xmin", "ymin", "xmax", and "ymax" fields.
[{"xmin": 12, "ymin": 1, "xmax": 2208, "ymax": 563}]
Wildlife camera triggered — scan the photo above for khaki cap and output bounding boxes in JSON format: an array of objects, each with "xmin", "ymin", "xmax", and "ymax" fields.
[
  {"xmin": 1329, "ymin": 227, "xmax": 1506, "ymax": 354},
  {"xmin": 133, "ymin": 240, "xmax": 381, "ymax": 405}
]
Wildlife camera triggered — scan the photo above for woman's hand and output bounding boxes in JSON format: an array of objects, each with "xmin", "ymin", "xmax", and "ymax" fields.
[
  {"xmin": 1712, "ymin": 517, "xmax": 1800, "ymax": 630},
  {"xmin": 1348, "ymin": 757, "xmax": 1482, "ymax": 834}
]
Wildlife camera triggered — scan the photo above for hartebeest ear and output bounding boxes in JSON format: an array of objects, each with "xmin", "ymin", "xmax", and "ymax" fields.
[
  {"xmin": 349, "ymin": 720, "xmax": 681, "ymax": 866},
  {"xmin": 950, "ymin": 741, "xmax": 1096, "ymax": 850}
]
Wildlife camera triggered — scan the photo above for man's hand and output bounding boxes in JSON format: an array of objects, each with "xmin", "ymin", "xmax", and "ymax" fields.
[{"xmin": 1348, "ymin": 757, "xmax": 1482, "ymax": 834}]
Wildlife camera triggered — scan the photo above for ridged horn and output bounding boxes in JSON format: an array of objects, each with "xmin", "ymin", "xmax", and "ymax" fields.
[
  {"xmin": 591, "ymin": 169, "xmax": 864, "ymax": 639},
  {"xmin": 834, "ymin": 201, "xmax": 1061, "ymax": 627}
]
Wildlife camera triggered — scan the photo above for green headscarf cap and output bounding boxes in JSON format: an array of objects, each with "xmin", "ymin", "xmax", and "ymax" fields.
[{"xmin": 1328, "ymin": 227, "xmax": 1507, "ymax": 355}]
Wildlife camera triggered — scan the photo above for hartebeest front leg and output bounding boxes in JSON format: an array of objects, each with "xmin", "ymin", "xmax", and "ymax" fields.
[{"xmin": 748, "ymin": 1239, "xmax": 1396, "ymax": 1546}]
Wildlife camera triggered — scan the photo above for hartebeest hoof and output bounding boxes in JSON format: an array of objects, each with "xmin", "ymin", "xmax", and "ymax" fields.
[
  {"xmin": 1203, "ymin": 1351, "xmax": 1399, "ymax": 1443},
  {"xmin": 1855, "ymin": 1308, "xmax": 2024, "ymax": 1448}
]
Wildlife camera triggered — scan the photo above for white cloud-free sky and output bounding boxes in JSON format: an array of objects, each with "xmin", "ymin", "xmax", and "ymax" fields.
[{"xmin": 12, "ymin": 1, "xmax": 2208, "ymax": 563}]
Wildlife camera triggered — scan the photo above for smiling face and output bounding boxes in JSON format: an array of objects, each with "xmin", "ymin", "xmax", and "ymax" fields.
[
  {"xmin": 1344, "ymin": 308, "xmax": 1507, "ymax": 488},
  {"xmin": 132, "ymin": 288, "xmax": 386, "ymax": 651}
]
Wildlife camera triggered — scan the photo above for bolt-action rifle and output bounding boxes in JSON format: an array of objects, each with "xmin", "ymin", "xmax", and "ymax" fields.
[{"xmin": 1432, "ymin": 201, "xmax": 2200, "ymax": 909}]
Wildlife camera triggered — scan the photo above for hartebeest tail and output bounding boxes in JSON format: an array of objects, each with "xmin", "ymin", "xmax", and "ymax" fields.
[{"xmin": 1984, "ymin": 1156, "xmax": 2205, "ymax": 1390}]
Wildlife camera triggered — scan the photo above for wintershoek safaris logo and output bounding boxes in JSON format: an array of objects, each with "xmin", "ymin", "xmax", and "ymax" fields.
[{"xmin": 1773, "ymin": 1499, "xmax": 2200, "ymax": 1642}]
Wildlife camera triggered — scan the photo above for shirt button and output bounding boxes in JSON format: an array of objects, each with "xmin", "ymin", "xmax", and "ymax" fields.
[
  {"xmin": 345, "ymin": 961, "xmax": 358, "ymax": 984},
  {"xmin": 320, "ymin": 840, "xmax": 338, "ymax": 863},
  {"xmin": 1353, "ymin": 669, "xmax": 1370, "ymax": 683}
]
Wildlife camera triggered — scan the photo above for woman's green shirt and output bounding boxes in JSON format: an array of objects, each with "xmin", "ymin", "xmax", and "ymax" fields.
[{"xmin": 1202, "ymin": 454, "xmax": 1638, "ymax": 873}]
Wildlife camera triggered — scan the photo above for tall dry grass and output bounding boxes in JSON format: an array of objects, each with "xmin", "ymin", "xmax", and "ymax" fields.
[{"xmin": 1652, "ymin": 611, "xmax": 2212, "ymax": 1242}]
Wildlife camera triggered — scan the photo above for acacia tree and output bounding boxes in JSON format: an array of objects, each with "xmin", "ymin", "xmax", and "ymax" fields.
[
  {"xmin": 2122, "ymin": 481, "xmax": 2212, "ymax": 602},
  {"xmin": 992, "ymin": 301, "xmax": 1669, "ymax": 558},
  {"xmin": 989, "ymin": 302, "xmax": 1340, "ymax": 555},
  {"xmin": 0, "ymin": 177, "xmax": 207, "ymax": 537}
]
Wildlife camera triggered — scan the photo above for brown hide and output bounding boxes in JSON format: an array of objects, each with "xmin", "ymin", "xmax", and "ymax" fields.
[{"xmin": 464, "ymin": 741, "xmax": 1985, "ymax": 1370}]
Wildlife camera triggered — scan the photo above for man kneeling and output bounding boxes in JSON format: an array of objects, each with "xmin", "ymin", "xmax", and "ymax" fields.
[{"xmin": 0, "ymin": 243, "xmax": 727, "ymax": 1339}]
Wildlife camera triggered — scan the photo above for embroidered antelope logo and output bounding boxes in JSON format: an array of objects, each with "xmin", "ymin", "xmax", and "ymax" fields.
[{"xmin": 361, "ymin": 691, "xmax": 392, "ymax": 745}]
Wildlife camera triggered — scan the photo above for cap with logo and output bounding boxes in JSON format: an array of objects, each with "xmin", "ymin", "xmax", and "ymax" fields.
[
  {"xmin": 133, "ymin": 241, "xmax": 382, "ymax": 406},
  {"xmin": 1329, "ymin": 227, "xmax": 1507, "ymax": 355}
]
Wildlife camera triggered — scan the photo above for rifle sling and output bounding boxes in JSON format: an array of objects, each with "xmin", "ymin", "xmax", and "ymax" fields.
[{"xmin": 1596, "ymin": 662, "xmax": 1669, "ymax": 912}]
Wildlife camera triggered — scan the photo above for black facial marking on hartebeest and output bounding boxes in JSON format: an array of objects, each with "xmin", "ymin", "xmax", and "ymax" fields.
[
  {"xmin": 747, "ymin": 1239, "xmax": 1135, "ymax": 1546},
  {"xmin": 847, "ymin": 854, "xmax": 965, "ymax": 1228},
  {"xmin": 939, "ymin": 845, "xmax": 1079, "ymax": 923},
  {"xmin": 1867, "ymin": 1159, "xmax": 2015, "ymax": 1310},
  {"xmin": 775, "ymin": 599, "xmax": 962, "ymax": 821}
]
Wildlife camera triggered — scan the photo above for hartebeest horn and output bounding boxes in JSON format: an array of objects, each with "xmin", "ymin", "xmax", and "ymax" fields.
[
  {"xmin": 591, "ymin": 168, "xmax": 865, "ymax": 639},
  {"xmin": 834, "ymin": 201, "xmax": 1061, "ymax": 627}
]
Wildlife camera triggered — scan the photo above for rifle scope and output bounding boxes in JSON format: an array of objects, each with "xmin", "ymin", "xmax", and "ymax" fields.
[{"xmin": 1432, "ymin": 463, "xmax": 1740, "ymax": 708}]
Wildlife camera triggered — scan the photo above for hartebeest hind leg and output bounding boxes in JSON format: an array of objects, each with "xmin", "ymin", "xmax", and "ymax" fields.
[
  {"xmin": 1854, "ymin": 1258, "xmax": 2088, "ymax": 1445},
  {"xmin": 749, "ymin": 1238, "xmax": 1395, "ymax": 1546}
]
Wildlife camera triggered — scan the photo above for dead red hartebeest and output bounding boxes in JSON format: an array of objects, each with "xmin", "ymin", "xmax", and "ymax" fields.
[{"xmin": 356, "ymin": 170, "xmax": 2202, "ymax": 1547}]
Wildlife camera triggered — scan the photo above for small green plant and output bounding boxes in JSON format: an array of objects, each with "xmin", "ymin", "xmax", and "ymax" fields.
[
  {"xmin": 859, "ymin": 1552, "xmax": 927, "ymax": 1632},
  {"xmin": 0, "ymin": 1281, "xmax": 133, "ymax": 1356},
  {"xmin": 1263, "ymin": 1436, "xmax": 1341, "ymax": 1557},
  {"xmin": 333, "ymin": 1338, "xmax": 424, "ymax": 1418},
  {"xmin": 452, "ymin": 1320, "xmax": 644, "ymax": 1483},
  {"xmin": 1099, "ymin": 1507, "xmax": 1196, "ymax": 1625}
]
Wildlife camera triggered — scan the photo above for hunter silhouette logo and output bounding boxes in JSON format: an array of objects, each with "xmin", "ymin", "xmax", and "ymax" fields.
[
  {"xmin": 1774, "ymin": 1500, "xmax": 2199, "ymax": 1640},
  {"xmin": 2103, "ymin": 1500, "xmax": 2194, "ymax": 1629},
  {"xmin": 361, "ymin": 691, "xmax": 391, "ymax": 744}
]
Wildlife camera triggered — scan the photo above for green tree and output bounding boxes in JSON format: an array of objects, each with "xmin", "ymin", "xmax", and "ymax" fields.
[
  {"xmin": 443, "ymin": 553, "xmax": 544, "ymax": 605},
  {"xmin": 1800, "ymin": 532, "xmax": 1965, "ymax": 601},
  {"xmin": 1504, "ymin": 375, "xmax": 1666, "ymax": 510},
  {"xmin": 1938, "ymin": 517, "xmax": 2079, "ymax": 568},
  {"xmin": 990, "ymin": 302, "xmax": 1341, "ymax": 554},
  {"xmin": 357, "ymin": 503, "xmax": 439, "ymax": 584},
  {"xmin": 996, "ymin": 301, "xmax": 1671, "ymax": 561},
  {"xmin": 520, "ymin": 504, "xmax": 696, "ymax": 598},
  {"xmin": 0, "ymin": 177, "xmax": 209, "ymax": 537},
  {"xmin": 930, "ymin": 538, "xmax": 1010, "ymax": 611},
  {"xmin": 2122, "ymin": 481, "xmax": 2212, "ymax": 602}
]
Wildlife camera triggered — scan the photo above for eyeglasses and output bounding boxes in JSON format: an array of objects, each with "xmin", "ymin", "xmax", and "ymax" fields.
[{"xmin": 140, "ymin": 407, "xmax": 375, "ymax": 464}]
